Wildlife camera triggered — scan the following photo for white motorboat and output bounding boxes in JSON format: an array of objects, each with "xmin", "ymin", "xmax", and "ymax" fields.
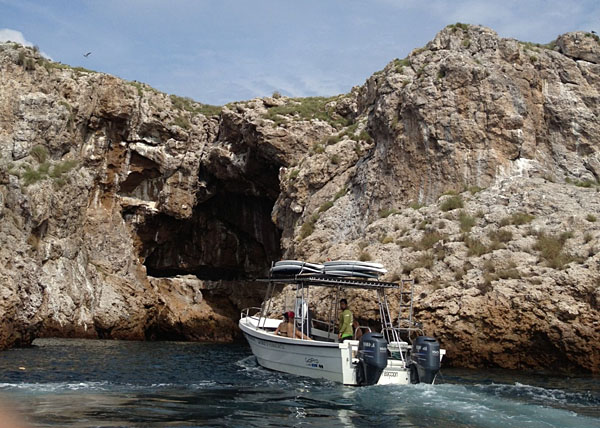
[{"xmin": 239, "ymin": 265, "xmax": 445, "ymax": 386}]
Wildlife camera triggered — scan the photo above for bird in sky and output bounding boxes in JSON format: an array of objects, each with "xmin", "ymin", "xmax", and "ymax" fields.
[{"xmin": 83, "ymin": 52, "xmax": 91, "ymax": 57}]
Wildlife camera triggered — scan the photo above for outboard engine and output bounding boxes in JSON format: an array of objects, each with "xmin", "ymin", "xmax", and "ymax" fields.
[
  {"xmin": 356, "ymin": 332, "xmax": 388, "ymax": 385},
  {"xmin": 410, "ymin": 336, "xmax": 441, "ymax": 384}
]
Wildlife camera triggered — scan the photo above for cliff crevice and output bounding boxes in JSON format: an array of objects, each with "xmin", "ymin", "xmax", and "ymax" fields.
[{"xmin": 1, "ymin": 25, "xmax": 599, "ymax": 372}]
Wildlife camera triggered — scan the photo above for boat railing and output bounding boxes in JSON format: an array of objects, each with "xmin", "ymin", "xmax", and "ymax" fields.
[
  {"xmin": 395, "ymin": 326, "xmax": 425, "ymax": 342},
  {"xmin": 354, "ymin": 325, "xmax": 371, "ymax": 338},
  {"xmin": 311, "ymin": 318, "xmax": 331, "ymax": 331},
  {"xmin": 240, "ymin": 307, "xmax": 262, "ymax": 321},
  {"xmin": 386, "ymin": 338, "xmax": 409, "ymax": 365}
]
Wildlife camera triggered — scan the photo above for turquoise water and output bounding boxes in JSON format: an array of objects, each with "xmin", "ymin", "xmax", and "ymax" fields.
[{"xmin": 0, "ymin": 338, "xmax": 598, "ymax": 427}]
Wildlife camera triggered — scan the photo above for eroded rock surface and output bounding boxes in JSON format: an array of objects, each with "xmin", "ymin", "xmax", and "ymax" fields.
[{"xmin": 0, "ymin": 25, "xmax": 598, "ymax": 373}]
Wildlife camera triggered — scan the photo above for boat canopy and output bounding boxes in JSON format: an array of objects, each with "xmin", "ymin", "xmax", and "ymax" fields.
[{"xmin": 258, "ymin": 274, "xmax": 400, "ymax": 290}]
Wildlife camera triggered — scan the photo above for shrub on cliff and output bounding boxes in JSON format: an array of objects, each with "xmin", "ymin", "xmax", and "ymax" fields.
[
  {"xmin": 21, "ymin": 160, "xmax": 78, "ymax": 186},
  {"xmin": 173, "ymin": 115, "xmax": 190, "ymax": 130},
  {"xmin": 30, "ymin": 145, "xmax": 49, "ymax": 163},
  {"xmin": 299, "ymin": 213, "xmax": 319, "ymax": 240},
  {"xmin": 440, "ymin": 195, "xmax": 463, "ymax": 212},
  {"xmin": 464, "ymin": 235, "xmax": 490, "ymax": 257},
  {"xmin": 459, "ymin": 211, "xmax": 476, "ymax": 232},
  {"xmin": 488, "ymin": 229, "xmax": 513, "ymax": 243},
  {"xmin": 50, "ymin": 160, "xmax": 78, "ymax": 178},
  {"xmin": 22, "ymin": 165, "xmax": 45, "ymax": 185},
  {"xmin": 533, "ymin": 232, "xmax": 573, "ymax": 269},
  {"xmin": 447, "ymin": 22, "xmax": 470, "ymax": 32},
  {"xmin": 318, "ymin": 201, "xmax": 333, "ymax": 213},
  {"xmin": 264, "ymin": 96, "xmax": 351, "ymax": 128},
  {"xmin": 500, "ymin": 212, "xmax": 535, "ymax": 226},
  {"xmin": 170, "ymin": 94, "xmax": 222, "ymax": 116},
  {"xmin": 402, "ymin": 253, "xmax": 434, "ymax": 274},
  {"xmin": 417, "ymin": 231, "xmax": 444, "ymax": 250},
  {"xmin": 379, "ymin": 208, "xmax": 399, "ymax": 218}
]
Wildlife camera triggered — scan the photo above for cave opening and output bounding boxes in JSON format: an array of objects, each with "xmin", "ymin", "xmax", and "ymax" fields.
[
  {"xmin": 138, "ymin": 192, "xmax": 282, "ymax": 280},
  {"xmin": 129, "ymin": 149, "xmax": 283, "ymax": 281}
]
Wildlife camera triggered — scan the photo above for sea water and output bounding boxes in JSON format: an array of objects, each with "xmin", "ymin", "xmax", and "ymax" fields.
[{"xmin": 0, "ymin": 338, "xmax": 598, "ymax": 427}]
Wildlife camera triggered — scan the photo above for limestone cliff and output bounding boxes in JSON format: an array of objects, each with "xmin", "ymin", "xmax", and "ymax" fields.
[{"xmin": 0, "ymin": 25, "xmax": 598, "ymax": 373}]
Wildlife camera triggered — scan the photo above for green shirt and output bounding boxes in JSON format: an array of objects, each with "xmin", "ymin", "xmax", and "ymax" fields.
[{"xmin": 339, "ymin": 309, "xmax": 353, "ymax": 338}]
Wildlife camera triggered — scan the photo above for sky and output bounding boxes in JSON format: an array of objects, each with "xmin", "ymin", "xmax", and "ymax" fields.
[{"xmin": 1, "ymin": 0, "xmax": 598, "ymax": 106}]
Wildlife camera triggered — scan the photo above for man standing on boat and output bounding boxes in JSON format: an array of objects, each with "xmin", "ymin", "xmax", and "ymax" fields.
[{"xmin": 338, "ymin": 299, "xmax": 354, "ymax": 342}]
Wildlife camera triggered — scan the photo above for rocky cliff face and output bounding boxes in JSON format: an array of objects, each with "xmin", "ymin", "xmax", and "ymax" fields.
[
  {"xmin": 0, "ymin": 43, "xmax": 278, "ymax": 347},
  {"xmin": 0, "ymin": 25, "xmax": 598, "ymax": 373}
]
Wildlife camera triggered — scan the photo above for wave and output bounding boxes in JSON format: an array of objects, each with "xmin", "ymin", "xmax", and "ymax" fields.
[
  {"xmin": 0, "ymin": 381, "xmax": 112, "ymax": 393},
  {"xmin": 0, "ymin": 380, "xmax": 218, "ymax": 393},
  {"xmin": 473, "ymin": 381, "xmax": 600, "ymax": 409},
  {"xmin": 356, "ymin": 382, "xmax": 600, "ymax": 428}
]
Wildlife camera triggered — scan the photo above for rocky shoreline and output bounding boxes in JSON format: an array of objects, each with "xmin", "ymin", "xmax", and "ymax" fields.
[{"xmin": 0, "ymin": 25, "xmax": 598, "ymax": 372}]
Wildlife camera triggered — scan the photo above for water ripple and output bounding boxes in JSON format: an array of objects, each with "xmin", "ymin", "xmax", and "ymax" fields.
[{"xmin": 0, "ymin": 339, "xmax": 598, "ymax": 428}]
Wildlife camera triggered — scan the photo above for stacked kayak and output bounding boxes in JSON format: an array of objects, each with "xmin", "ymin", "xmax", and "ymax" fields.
[
  {"xmin": 270, "ymin": 260, "xmax": 324, "ymax": 276},
  {"xmin": 270, "ymin": 260, "xmax": 387, "ymax": 279},
  {"xmin": 323, "ymin": 260, "xmax": 387, "ymax": 279}
]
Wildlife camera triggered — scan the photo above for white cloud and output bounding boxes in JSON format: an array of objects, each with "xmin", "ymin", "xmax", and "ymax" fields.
[
  {"xmin": 0, "ymin": 28, "xmax": 51, "ymax": 58},
  {"xmin": 0, "ymin": 28, "xmax": 32, "ymax": 45}
]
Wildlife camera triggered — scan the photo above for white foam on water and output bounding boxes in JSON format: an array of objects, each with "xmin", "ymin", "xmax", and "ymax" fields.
[
  {"xmin": 0, "ymin": 380, "xmax": 221, "ymax": 394},
  {"xmin": 187, "ymin": 381, "xmax": 218, "ymax": 389},
  {"xmin": 376, "ymin": 383, "xmax": 600, "ymax": 428},
  {"xmin": 472, "ymin": 382, "xmax": 600, "ymax": 410},
  {"xmin": 0, "ymin": 381, "xmax": 111, "ymax": 393}
]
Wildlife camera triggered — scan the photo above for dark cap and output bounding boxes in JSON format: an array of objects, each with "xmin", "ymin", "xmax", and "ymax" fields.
[{"xmin": 287, "ymin": 311, "xmax": 295, "ymax": 319}]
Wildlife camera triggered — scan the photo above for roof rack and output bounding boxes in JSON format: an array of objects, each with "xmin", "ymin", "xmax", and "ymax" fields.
[{"xmin": 258, "ymin": 274, "xmax": 400, "ymax": 289}]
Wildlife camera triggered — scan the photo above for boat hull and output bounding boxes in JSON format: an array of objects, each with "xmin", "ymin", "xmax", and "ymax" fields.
[
  {"xmin": 240, "ymin": 317, "xmax": 350, "ymax": 383},
  {"xmin": 240, "ymin": 316, "xmax": 415, "ymax": 385}
]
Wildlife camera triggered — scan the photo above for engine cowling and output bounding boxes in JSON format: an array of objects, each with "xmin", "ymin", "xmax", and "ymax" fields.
[
  {"xmin": 411, "ymin": 336, "xmax": 441, "ymax": 384},
  {"xmin": 357, "ymin": 332, "xmax": 388, "ymax": 385}
]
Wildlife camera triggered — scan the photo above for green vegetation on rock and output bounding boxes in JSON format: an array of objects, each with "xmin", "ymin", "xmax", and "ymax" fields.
[
  {"xmin": 379, "ymin": 208, "xmax": 399, "ymax": 218},
  {"xmin": 22, "ymin": 159, "xmax": 78, "ymax": 186},
  {"xmin": 533, "ymin": 232, "xmax": 573, "ymax": 269},
  {"xmin": 459, "ymin": 211, "xmax": 476, "ymax": 233},
  {"xmin": 264, "ymin": 96, "xmax": 351, "ymax": 128},
  {"xmin": 440, "ymin": 195, "xmax": 463, "ymax": 212},
  {"xmin": 173, "ymin": 115, "xmax": 191, "ymax": 130},
  {"xmin": 500, "ymin": 212, "xmax": 535, "ymax": 226},
  {"xmin": 30, "ymin": 145, "xmax": 49, "ymax": 163},
  {"xmin": 299, "ymin": 213, "xmax": 319, "ymax": 240},
  {"xmin": 447, "ymin": 22, "xmax": 470, "ymax": 32},
  {"xmin": 170, "ymin": 94, "xmax": 222, "ymax": 116}
]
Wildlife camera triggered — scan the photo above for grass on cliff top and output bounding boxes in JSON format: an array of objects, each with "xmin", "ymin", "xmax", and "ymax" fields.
[
  {"xmin": 170, "ymin": 95, "xmax": 222, "ymax": 116},
  {"xmin": 264, "ymin": 96, "xmax": 351, "ymax": 128},
  {"xmin": 584, "ymin": 32, "xmax": 600, "ymax": 44},
  {"xmin": 519, "ymin": 40, "xmax": 557, "ymax": 51},
  {"xmin": 38, "ymin": 57, "xmax": 96, "ymax": 74},
  {"xmin": 447, "ymin": 22, "xmax": 470, "ymax": 32}
]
